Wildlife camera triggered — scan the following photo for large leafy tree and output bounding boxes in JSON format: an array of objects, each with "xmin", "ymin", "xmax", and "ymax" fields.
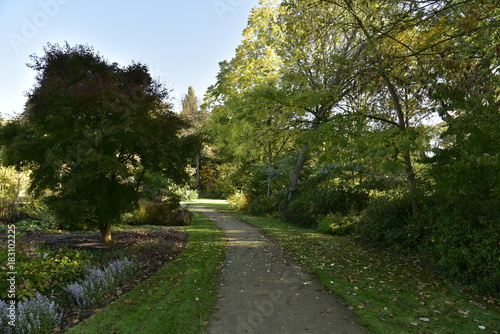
[
  {"xmin": 205, "ymin": 0, "xmax": 298, "ymax": 198},
  {"xmin": 0, "ymin": 43, "xmax": 197, "ymax": 242}
]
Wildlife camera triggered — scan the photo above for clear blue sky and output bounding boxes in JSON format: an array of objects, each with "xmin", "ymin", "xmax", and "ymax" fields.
[{"xmin": 0, "ymin": 0, "xmax": 260, "ymax": 119}]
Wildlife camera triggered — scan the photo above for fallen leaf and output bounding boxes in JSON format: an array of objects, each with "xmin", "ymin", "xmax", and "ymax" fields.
[
  {"xmin": 419, "ymin": 317, "xmax": 430, "ymax": 322},
  {"xmin": 123, "ymin": 300, "xmax": 136, "ymax": 304}
]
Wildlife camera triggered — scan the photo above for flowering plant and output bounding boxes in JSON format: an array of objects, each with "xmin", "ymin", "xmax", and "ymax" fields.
[{"xmin": 0, "ymin": 294, "xmax": 61, "ymax": 334}]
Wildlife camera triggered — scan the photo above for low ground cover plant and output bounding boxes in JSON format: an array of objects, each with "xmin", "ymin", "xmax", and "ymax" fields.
[
  {"xmin": 65, "ymin": 257, "xmax": 139, "ymax": 308},
  {"xmin": 0, "ymin": 233, "xmax": 91, "ymax": 300},
  {"xmin": 0, "ymin": 294, "xmax": 62, "ymax": 334}
]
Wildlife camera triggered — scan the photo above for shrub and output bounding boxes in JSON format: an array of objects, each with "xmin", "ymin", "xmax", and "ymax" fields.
[
  {"xmin": 65, "ymin": 257, "xmax": 139, "ymax": 308},
  {"xmin": 124, "ymin": 198, "xmax": 194, "ymax": 226},
  {"xmin": 282, "ymin": 187, "xmax": 369, "ymax": 228},
  {"xmin": 171, "ymin": 209, "xmax": 194, "ymax": 226},
  {"xmin": 13, "ymin": 219, "xmax": 52, "ymax": 233},
  {"xmin": 356, "ymin": 194, "xmax": 431, "ymax": 252},
  {"xmin": 124, "ymin": 200, "xmax": 173, "ymax": 226},
  {"xmin": 0, "ymin": 294, "xmax": 62, "ymax": 334},
  {"xmin": 430, "ymin": 199, "xmax": 500, "ymax": 292},
  {"xmin": 281, "ymin": 198, "xmax": 317, "ymax": 228},
  {"xmin": 227, "ymin": 191, "xmax": 251, "ymax": 211},
  {"xmin": 317, "ymin": 214, "xmax": 358, "ymax": 236}
]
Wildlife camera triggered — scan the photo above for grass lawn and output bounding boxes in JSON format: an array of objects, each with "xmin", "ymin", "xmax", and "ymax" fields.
[
  {"xmin": 65, "ymin": 211, "xmax": 225, "ymax": 334},
  {"xmin": 198, "ymin": 201, "xmax": 500, "ymax": 334}
]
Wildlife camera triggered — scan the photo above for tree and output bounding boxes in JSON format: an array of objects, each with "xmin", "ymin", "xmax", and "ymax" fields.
[
  {"xmin": 205, "ymin": 0, "xmax": 299, "ymax": 200},
  {"xmin": 180, "ymin": 86, "xmax": 210, "ymax": 195},
  {"xmin": 0, "ymin": 43, "xmax": 198, "ymax": 242}
]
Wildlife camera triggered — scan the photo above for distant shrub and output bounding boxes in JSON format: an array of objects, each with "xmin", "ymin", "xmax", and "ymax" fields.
[
  {"xmin": 317, "ymin": 213, "xmax": 358, "ymax": 236},
  {"xmin": 228, "ymin": 191, "xmax": 251, "ymax": 211},
  {"xmin": 282, "ymin": 187, "xmax": 369, "ymax": 228},
  {"xmin": 14, "ymin": 219, "xmax": 52, "ymax": 232},
  {"xmin": 356, "ymin": 194, "xmax": 427, "ymax": 251},
  {"xmin": 171, "ymin": 209, "xmax": 194, "ymax": 226},
  {"xmin": 124, "ymin": 200, "xmax": 186, "ymax": 226},
  {"xmin": 281, "ymin": 198, "xmax": 316, "ymax": 228}
]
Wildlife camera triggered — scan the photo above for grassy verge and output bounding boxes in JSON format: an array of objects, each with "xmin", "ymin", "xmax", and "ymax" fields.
[
  {"xmin": 201, "ymin": 202, "xmax": 499, "ymax": 334},
  {"xmin": 66, "ymin": 211, "xmax": 225, "ymax": 334}
]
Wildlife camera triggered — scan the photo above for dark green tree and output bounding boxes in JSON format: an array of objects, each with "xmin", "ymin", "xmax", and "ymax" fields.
[{"xmin": 0, "ymin": 43, "xmax": 198, "ymax": 242}]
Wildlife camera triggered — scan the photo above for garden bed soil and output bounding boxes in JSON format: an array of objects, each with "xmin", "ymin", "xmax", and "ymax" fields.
[{"xmin": 27, "ymin": 228, "xmax": 189, "ymax": 332}]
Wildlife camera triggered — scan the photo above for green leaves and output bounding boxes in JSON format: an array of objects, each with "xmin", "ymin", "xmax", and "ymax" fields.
[{"xmin": 2, "ymin": 43, "xmax": 196, "ymax": 240}]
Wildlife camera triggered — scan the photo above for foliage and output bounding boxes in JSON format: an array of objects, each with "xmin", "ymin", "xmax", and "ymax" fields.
[
  {"xmin": 0, "ymin": 219, "xmax": 52, "ymax": 233},
  {"xmin": 0, "ymin": 234, "xmax": 91, "ymax": 300},
  {"xmin": 430, "ymin": 199, "xmax": 500, "ymax": 292},
  {"xmin": 317, "ymin": 213, "xmax": 358, "ymax": 236},
  {"xmin": 283, "ymin": 186, "xmax": 369, "ymax": 228},
  {"xmin": 0, "ymin": 294, "xmax": 62, "ymax": 334},
  {"xmin": 17, "ymin": 198, "xmax": 55, "ymax": 226},
  {"xmin": 65, "ymin": 257, "xmax": 139, "ymax": 308},
  {"xmin": 357, "ymin": 194, "xmax": 432, "ymax": 252},
  {"xmin": 123, "ymin": 200, "xmax": 193, "ymax": 226},
  {"xmin": 171, "ymin": 209, "xmax": 194, "ymax": 226},
  {"xmin": 227, "ymin": 191, "xmax": 251, "ymax": 211},
  {"xmin": 0, "ymin": 43, "xmax": 199, "ymax": 241},
  {"xmin": 0, "ymin": 166, "xmax": 28, "ymax": 207}
]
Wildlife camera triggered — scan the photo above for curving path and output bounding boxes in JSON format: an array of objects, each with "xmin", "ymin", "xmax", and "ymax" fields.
[{"xmin": 190, "ymin": 204, "xmax": 369, "ymax": 334}]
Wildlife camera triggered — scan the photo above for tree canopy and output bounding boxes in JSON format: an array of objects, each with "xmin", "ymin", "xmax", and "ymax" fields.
[
  {"xmin": 204, "ymin": 0, "xmax": 500, "ymax": 292},
  {"xmin": 0, "ymin": 43, "xmax": 199, "ymax": 242}
]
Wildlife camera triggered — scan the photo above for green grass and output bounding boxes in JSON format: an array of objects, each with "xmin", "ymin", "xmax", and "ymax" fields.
[
  {"xmin": 65, "ymin": 211, "xmax": 226, "ymax": 334},
  {"xmin": 205, "ymin": 202, "xmax": 499, "ymax": 334}
]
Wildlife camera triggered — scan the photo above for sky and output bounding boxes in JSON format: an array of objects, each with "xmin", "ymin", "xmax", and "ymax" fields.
[{"xmin": 0, "ymin": 0, "xmax": 260, "ymax": 119}]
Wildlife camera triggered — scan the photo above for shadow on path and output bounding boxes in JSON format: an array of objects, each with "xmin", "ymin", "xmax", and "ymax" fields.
[{"xmin": 191, "ymin": 205, "xmax": 369, "ymax": 334}]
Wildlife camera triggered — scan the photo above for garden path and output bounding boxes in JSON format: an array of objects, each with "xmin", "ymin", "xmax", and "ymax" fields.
[{"xmin": 190, "ymin": 204, "xmax": 369, "ymax": 334}]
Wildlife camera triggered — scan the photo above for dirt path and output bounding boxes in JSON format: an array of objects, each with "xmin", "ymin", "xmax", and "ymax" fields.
[{"xmin": 191, "ymin": 205, "xmax": 369, "ymax": 334}]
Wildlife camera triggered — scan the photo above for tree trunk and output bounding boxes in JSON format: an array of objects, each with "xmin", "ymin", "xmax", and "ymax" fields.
[
  {"xmin": 382, "ymin": 72, "xmax": 420, "ymax": 215},
  {"xmin": 100, "ymin": 223, "xmax": 112, "ymax": 243},
  {"xmin": 287, "ymin": 144, "xmax": 310, "ymax": 203},
  {"xmin": 267, "ymin": 141, "xmax": 273, "ymax": 198},
  {"xmin": 404, "ymin": 153, "xmax": 419, "ymax": 215},
  {"xmin": 345, "ymin": 2, "xmax": 420, "ymax": 215},
  {"xmin": 196, "ymin": 154, "xmax": 200, "ymax": 195}
]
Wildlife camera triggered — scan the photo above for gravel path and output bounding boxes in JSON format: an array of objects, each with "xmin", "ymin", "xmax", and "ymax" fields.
[{"xmin": 191, "ymin": 205, "xmax": 369, "ymax": 334}]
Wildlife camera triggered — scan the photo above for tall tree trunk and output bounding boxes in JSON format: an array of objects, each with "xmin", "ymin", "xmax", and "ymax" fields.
[
  {"xmin": 267, "ymin": 141, "xmax": 273, "ymax": 198},
  {"xmin": 287, "ymin": 144, "xmax": 310, "ymax": 203},
  {"xmin": 100, "ymin": 223, "xmax": 112, "ymax": 243},
  {"xmin": 15, "ymin": 172, "xmax": 21, "ymax": 220},
  {"xmin": 345, "ymin": 0, "xmax": 420, "ymax": 215},
  {"xmin": 196, "ymin": 154, "xmax": 200, "ymax": 195},
  {"xmin": 382, "ymin": 73, "xmax": 420, "ymax": 215}
]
